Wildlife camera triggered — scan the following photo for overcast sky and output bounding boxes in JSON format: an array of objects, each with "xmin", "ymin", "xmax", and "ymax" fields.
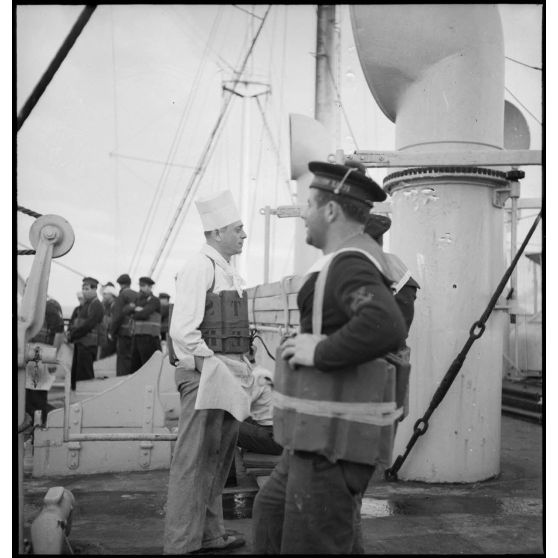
[{"xmin": 15, "ymin": 4, "xmax": 543, "ymax": 314}]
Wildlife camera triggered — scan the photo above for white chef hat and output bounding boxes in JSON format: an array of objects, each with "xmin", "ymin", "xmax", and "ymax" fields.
[{"xmin": 195, "ymin": 189, "xmax": 242, "ymax": 231}]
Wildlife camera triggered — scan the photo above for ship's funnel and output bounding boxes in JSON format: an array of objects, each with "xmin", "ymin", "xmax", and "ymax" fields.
[
  {"xmin": 289, "ymin": 113, "xmax": 334, "ymax": 179},
  {"xmin": 349, "ymin": 5, "xmax": 508, "ymax": 483},
  {"xmin": 504, "ymin": 100, "xmax": 531, "ymax": 150},
  {"xmin": 350, "ymin": 5, "xmax": 504, "ymax": 151}
]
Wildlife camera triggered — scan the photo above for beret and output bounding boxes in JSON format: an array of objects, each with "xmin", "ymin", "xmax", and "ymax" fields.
[
  {"xmin": 116, "ymin": 274, "xmax": 131, "ymax": 285},
  {"xmin": 364, "ymin": 213, "xmax": 392, "ymax": 239}
]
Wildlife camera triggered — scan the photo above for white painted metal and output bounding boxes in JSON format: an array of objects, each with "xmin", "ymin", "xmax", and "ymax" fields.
[
  {"xmin": 347, "ymin": 149, "xmax": 541, "ymax": 167},
  {"xmin": 33, "ymin": 351, "xmax": 172, "ymax": 476},
  {"xmin": 351, "ymin": 5, "xmax": 507, "ymax": 482}
]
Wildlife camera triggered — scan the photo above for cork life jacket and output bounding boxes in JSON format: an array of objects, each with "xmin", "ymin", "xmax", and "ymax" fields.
[
  {"xmin": 70, "ymin": 298, "xmax": 103, "ymax": 347},
  {"xmin": 167, "ymin": 256, "xmax": 250, "ymax": 365},
  {"xmin": 117, "ymin": 288, "xmax": 138, "ymax": 337},
  {"xmin": 273, "ymin": 233, "xmax": 404, "ymax": 466},
  {"xmin": 132, "ymin": 294, "xmax": 161, "ymax": 337}
]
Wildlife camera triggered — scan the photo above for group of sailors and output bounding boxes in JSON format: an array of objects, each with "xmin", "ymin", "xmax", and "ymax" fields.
[{"xmin": 67, "ymin": 274, "xmax": 171, "ymax": 389}]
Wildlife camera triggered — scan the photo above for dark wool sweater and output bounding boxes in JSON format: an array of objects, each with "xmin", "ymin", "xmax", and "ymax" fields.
[{"xmin": 298, "ymin": 252, "xmax": 407, "ymax": 371}]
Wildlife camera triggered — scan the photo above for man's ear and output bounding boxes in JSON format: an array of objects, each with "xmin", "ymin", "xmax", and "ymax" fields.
[{"xmin": 325, "ymin": 200, "xmax": 340, "ymax": 222}]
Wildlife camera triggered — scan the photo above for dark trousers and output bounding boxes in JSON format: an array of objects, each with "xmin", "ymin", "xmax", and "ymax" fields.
[
  {"xmin": 25, "ymin": 389, "xmax": 54, "ymax": 424},
  {"xmin": 99, "ymin": 337, "xmax": 117, "ymax": 359},
  {"xmin": 116, "ymin": 335, "xmax": 133, "ymax": 376},
  {"xmin": 238, "ymin": 418, "xmax": 283, "ymax": 455},
  {"xmin": 227, "ymin": 418, "xmax": 282, "ymax": 486},
  {"xmin": 70, "ymin": 343, "xmax": 97, "ymax": 390},
  {"xmin": 130, "ymin": 335, "xmax": 161, "ymax": 374},
  {"xmin": 252, "ymin": 450, "xmax": 375, "ymax": 554}
]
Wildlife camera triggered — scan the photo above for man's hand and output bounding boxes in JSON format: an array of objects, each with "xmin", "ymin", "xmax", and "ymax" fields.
[
  {"xmin": 134, "ymin": 306, "xmax": 143, "ymax": 312},
  {"xmin": 279, "ymin": 334, "xmax": 326, "ymax": 369}
]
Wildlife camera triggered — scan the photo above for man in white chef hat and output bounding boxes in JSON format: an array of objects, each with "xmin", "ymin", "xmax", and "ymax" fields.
[{"xmin": 163, "ymin": 189, "xmax": 252, "ymax": 554}]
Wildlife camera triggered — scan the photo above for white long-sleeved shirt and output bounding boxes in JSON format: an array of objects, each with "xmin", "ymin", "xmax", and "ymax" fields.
[{"xmin": 169, "ymin": 244, "xmax": 246, "ymax": 363}]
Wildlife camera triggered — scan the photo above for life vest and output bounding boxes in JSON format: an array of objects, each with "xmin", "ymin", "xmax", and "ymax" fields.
[
  {"xmin": 132, "ymin": 296, "xmax": 161, "ymax": 337},
  {"xmin": 73, "ymin": 318, "xmax": 99, "ymax": 347},
  {"xmin": 167, "ymin": 257, "xmax": 250, "ymax": 365},
  {"xmin": 273, "ymin": 236, "xmax": 403, "ymax": 465}
]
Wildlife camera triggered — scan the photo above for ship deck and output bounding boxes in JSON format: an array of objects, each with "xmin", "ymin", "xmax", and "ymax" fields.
[{"xmin": 22, "ymin": 413, "xmax": 543, "ymax": 554}]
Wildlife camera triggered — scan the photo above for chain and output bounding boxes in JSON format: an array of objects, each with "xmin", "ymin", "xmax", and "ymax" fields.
[{"xmin": 385, "ymin": 211, "xmax": 542, "ymax": 482}]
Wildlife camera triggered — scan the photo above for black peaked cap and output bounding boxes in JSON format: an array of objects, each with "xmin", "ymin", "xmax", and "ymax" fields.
[{"xmin": 308, "ymin": 161, "xmax": 387, "ymax": 205}]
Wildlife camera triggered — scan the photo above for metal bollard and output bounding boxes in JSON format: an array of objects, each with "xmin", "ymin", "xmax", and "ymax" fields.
[{"xmin": 30, "ymin": 487, "xmax": 75, "ymax": 554}]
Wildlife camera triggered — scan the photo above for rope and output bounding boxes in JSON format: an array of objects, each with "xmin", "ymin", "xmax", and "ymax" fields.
[
  {"xmin": 17, "ymin": 205, "xmax": 42, "ymax": 219},
  {"xmin": 384, "ymin": 211, "xmax": 543, "ymax": 482},
  {"xmin": 129, "ymin": 8, "xmax": 226, "ymax": 277},
  {"xmin": 18, "ymin": 250, "xmax": 36, "ymax": 256},
  {"xmin": 149, "ymin": 5, "xmax": 272, "ymax": 278},
  {"xmin": 505, "ymin": 55, "xmax": 542, "ymax": 71}
]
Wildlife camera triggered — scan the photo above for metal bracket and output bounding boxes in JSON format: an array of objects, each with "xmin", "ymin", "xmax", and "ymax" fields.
[
  {"xmin": 493, "ymin": 186, "xmax": 512, "ymax": 208},
  {"xmin": 139, "ymin": 385, "xmax": 155, "ymax": 469},
  {"xmin": 67, "ymin": 404, "xmax": 82, "ymax": 470}
]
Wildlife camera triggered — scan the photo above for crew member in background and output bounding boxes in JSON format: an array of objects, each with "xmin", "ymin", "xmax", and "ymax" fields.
[
  {"xmin": 226, "ymin": 366, "xmax": 283, "ymax": 487},
  {"xmin": 109, "ymin": 274, "xmax": 138, "ymax": 376},
  {"xmin": 68, "ymin": 291, "xmax": 84, "ymax": 329},
  {"xmin": 348, "ymin": 212, "xmax": 420, "ymax": 554},
  {"xmin": 365, "ymin": 213, "xmax": 419, "ymax": 334},
  {"xmin": 99, "ymin": 283, "xmax": 118, "ymax": 359},
  {"xmin": 252, "ymin": 161, "xmax": 407, "ymax": 554},
  {"xmin": 25, "ymin": 296, "xmax": 65, "ymax": 423},
  {"xmin": 163, "ymin": 189, "xmax": 251, "ymax": 554},
  {"xmin": 130, "ymin": 276, "xmax": 161, "ymax": 373},
  {"xmin": 67, "ymin": 277, "xmax": 104, "ymax": 391},
  {"xmin": 158, "ymin": 292, "xmax": 171, "ymax": 342}
]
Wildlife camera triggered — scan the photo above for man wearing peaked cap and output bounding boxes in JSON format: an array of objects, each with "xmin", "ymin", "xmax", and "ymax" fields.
[
  {"xmin": 138, "ymin": 276, "xmax": 155, "ymax": 286},
  {"xmin": 110, "ymin": 273, "xmax": 138, "ymax": 376},
  {"xmin": 67, "ymin": 277, "xmax": 104, "ymax": 390},
  {"xmin": 252, "ymin": 161, "xmax": 407, "ymax": 554},
  {"xmin": 130, "ymin": 276, "xmax": 161, "ymax": 373}
]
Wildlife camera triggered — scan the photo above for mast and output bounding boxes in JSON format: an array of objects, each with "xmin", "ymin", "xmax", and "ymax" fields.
[{"xmin": 293, "ymin": 5, "xmax": 340, "ymax": 274}]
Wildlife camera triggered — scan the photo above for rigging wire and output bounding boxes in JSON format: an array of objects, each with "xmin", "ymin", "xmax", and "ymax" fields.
[
  {"xmin": 17, "ymin": 242, "xmax": 86, "ymax": 278},
  {"xmin": 128, "ymin": 8, "xmax": 224, "ymax": 276},
  {"xmin": 110, "ymin": 6, "xmax": 121, "ymax": 275},
  {"xmin": 168, "ymin": 5, "xmax": 236, "ymax": 73},
  {"xmin": 153, "ymin": 91, "xmax": 237, "ymax": 279},
  {"xmin": 505, "ymin": 55, "xmax": 542, "ymax": 71},
  {"xmin": 232, "ymin": 5, "xmax": 264, "ymax": 20},
  {"xmin": 149, "ymin": 5, "xmax": 272, "ymax": 278},
  {"xmin": 505, "ymin": 86, "xmax": 542, "ymax": 127},
  {"xmin": 109, "ymin": 152, "xmax": 196, "ymax": 170}
]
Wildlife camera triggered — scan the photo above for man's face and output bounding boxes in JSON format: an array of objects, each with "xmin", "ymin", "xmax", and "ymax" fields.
[
  {"xmin": 139, "ymin": 284, "xmax": 152, "ymax": 295},
  {"xmin": 82, "ymin": 283, "xmax": 97, "ymax": 300},
  {"xmin": 218, "ymin": 221, "xmax": 247, "ymax": 257},
  {"xmin": 303, "ymin": 189, "xmax": 328, "ymax": 249},
  {"xmin": 160, "ymin": 298, "xmax": 170, "ymax": 307}
]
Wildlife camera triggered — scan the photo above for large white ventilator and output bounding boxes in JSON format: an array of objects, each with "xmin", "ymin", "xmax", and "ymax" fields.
[{"xmin": 351, "ymin": 5, "xmax": 508, "ymax": 482}]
